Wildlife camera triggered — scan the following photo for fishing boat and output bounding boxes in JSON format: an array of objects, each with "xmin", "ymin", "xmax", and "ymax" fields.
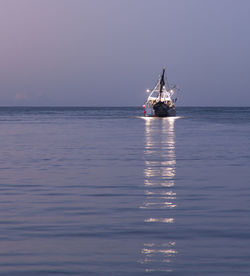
[{"xmin": 143, "ymin": 68, "xmax": 179, "ymax": 117}]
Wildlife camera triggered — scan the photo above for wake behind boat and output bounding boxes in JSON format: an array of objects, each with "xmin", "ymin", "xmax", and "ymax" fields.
[{"xmin": 143, "ymin": 68, "xmax": 179, "ymax": 117}]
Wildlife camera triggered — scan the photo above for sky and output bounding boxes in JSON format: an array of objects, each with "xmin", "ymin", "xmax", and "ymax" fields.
[{"xmin": 0, "ymin": 0, "xmax": 250, "ymax": 106}]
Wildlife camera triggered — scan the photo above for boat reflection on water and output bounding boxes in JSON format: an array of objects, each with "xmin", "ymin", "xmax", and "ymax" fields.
[{"xmin": 140, "ymin": 116, "xmax": 178, "ymax": 273}]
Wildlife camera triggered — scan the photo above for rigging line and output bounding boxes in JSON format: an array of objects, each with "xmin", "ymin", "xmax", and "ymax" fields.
[{"xmin": 165, "ymin": 70, "xmax": 170, "ymax": 90}]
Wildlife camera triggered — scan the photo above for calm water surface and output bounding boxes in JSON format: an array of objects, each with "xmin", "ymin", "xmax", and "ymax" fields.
[{"xmin": 0, "ymin": 107, "xmax": 249, "ymax": 275}]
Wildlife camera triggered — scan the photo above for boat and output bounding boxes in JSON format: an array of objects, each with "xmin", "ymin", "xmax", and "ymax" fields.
[{"xmin": 143, "ymin": 68, "xmax": 179, "ymax": 117}]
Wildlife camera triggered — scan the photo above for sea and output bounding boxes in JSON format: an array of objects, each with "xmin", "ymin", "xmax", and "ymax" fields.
[{"xmin": 0, "ymin": 107, "xmax": 249, "ymax": 275}]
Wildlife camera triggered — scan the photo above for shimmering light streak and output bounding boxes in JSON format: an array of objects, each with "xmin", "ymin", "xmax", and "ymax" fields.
[
  {"xmin": 144, "ymin": 179, "xmax": 175, "ymax": 187},
  {"xmin": 142, "ymin": 202, "xmax": 176, "ymax": 208},
  {"xmin": 145, "ymin": 191, "xmax": 176, "ymax": 196},
  {"xmin": 142, "ymin": 248, "xmax": 177, "ymax": 255},
  {"xmin": 140, "ymin": 117, "xmax": 178, "ymax": 272},
  {"xmin": 144, "ymin": 218, "xmax": 175, "ymax": 223}
]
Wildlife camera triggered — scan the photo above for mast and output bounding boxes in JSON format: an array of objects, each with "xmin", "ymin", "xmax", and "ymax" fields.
[{"xmin": 159, "ymin": 68, "xmax": 165, "ymax": 101}]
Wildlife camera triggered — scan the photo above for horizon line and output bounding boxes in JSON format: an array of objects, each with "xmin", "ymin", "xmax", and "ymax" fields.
[{"xmin": 0, "ymin": 105, "xmax": 249, "ymax": 108}]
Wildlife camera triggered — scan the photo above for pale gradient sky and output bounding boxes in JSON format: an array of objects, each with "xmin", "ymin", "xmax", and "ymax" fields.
[{"xmin": 0, "ymin": 0, "xmax": 250, "ymax": 106}]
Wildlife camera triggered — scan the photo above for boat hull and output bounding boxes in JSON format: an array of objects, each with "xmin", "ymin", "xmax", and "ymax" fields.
[{"xmin": 153, "ymin": 102, "xmax": 176, "ymax": 117}]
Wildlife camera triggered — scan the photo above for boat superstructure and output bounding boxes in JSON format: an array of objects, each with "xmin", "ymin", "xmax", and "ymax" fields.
[{"xmin": 143, "ymin": 68, "xmax": 179, "ymax": 117}]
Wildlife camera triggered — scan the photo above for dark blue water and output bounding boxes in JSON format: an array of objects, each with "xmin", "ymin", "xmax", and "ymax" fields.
[{"xmin": 0, "ymin": 107, "xmax": 249, "ymax": 275}]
